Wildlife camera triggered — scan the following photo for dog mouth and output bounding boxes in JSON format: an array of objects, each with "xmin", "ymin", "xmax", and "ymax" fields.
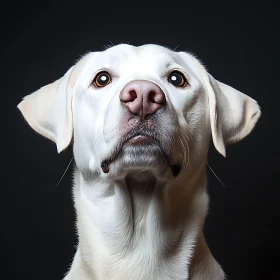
[
  {"xmin": 101, "ymin": 128, "xmax": 181, "ymax": 176},
  {"xmin": 101, "ymin": 128, "xmax": 176, "ymax": 174}
]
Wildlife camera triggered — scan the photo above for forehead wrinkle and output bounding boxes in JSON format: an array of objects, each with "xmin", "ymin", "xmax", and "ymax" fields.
[{"xmin": 89, "ymin": 44, "xmax": 193, "ymax": 79}]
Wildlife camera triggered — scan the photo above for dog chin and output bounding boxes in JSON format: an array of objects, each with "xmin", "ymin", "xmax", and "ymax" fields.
[
  {"xmin": 120, "ymin": 144, "xmax": 167, "ymax": 167},
  {"xmin": 104, "ymin": 145, "xmax": 168, "ymax": 178}
]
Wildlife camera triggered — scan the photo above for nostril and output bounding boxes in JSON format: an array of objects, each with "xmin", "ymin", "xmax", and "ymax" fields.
[
  {"xmin": 128, "ymin": 90, "xmax": 137, "ymax": 102},
  {"xmin": 148, "ymin": 90, "xmax": 165, "ymax": 105},
  {"xmin": 120, "ymin": 89, "xmax": 138, "ymax": 103},
  {"xmin": 148, "ymin": 91, "xmax": 156, "ymax": 102}
]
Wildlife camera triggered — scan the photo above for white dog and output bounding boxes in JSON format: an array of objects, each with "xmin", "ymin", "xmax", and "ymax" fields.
[{"xmin": 18, "ymin": 44, "xmax": 260, "ymax": 280}]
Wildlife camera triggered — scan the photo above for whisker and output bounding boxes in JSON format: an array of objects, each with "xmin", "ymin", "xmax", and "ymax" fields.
[
  {"xmin": 206, "ymin": 162, "xmax": 227, "ymax": 188},
  {"xmin": 173, "ymin": 45, "xmax": 179, "ymax": 51},
  {"xmin": 143, "ymin": 182, "xmax": 149, "ymax": 191},
  {"xmin": 138, "ymin": 160, "xmax": 155, "ymax": 176},
  {"xmin": 56, "ymin": 157, "xmax": 73, "ymax": 186},
  {"xmin": 178, "ymin": 137, "xmax": 187, "ymax": 170},
  {"xmin": 178, "ymin": 128, "xmax": 192, "ymax": 172}
]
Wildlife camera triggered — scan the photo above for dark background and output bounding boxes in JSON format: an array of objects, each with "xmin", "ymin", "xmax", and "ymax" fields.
[{"xmin": 2, "ymin": 1, "xmax": 278, "ymax": 279}]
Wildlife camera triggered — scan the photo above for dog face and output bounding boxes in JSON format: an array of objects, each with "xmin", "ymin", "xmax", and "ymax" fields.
[
  {"xmin": 72, "ymin": 44, "xmax": 211, "ymax": 179},
  {"xmin": 18, "ymin": 44, "xmax": 260, "ymax": 181}
]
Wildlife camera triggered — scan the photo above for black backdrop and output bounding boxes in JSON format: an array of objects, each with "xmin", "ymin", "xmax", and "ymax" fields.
[{"xmin": 2, "ymin": 1, "xmax": 279, "ymax": 279}]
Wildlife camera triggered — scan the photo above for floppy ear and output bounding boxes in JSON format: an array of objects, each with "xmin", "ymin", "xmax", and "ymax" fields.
[
  {"xmin": 207, "ymin": 74, "xmax": 261, "ymax": 157},
  {"xmin": 17, "ymin": 54, "xmax": 92, "ymax": 153},
  {"xmin": 17, "ymin": 67, "xmax": 74, "ymax": 153}
]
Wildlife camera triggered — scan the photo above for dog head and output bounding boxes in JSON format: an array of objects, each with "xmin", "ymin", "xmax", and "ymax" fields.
[{"xmin": 18, "ymin": 44, "xmax": 260, "ymax": 180}]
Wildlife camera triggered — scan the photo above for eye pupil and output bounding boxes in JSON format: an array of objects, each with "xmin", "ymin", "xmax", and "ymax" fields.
[
  {"xmin": 94, "ymin": 71, "xmax": 111, "ymax": 87},
  {"xmin": 169, "ymin": 71, "xmax": 187, "ymax": 87}
]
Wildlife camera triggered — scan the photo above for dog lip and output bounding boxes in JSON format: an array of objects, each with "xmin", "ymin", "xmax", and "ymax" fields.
[{"xmin": 124, "ymin": 134, "xmax": 155, "ymax": 146}]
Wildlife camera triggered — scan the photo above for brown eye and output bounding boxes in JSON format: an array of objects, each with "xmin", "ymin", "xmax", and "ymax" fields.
[
  {"xmin": 168, "ymin": 71, "xmax": 187, "ymax": 87},
  {"xmin": 93, "ymin": 71, "xmax": 111, "ymax": 87}
]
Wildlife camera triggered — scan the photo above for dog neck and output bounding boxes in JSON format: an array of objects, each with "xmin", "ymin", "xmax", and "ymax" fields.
[{"xmin": 70, "ymin": 164, "xmax": 209, "ymax": 280}]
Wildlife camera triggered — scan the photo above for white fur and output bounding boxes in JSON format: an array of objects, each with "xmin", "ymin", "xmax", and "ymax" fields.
[{"xmin": 18, "ymin": 44, "xmax": 261, "ymax": 280}]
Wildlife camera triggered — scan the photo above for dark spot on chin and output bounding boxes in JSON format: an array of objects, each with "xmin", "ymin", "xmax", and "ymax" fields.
[
  {"xmin": 171, "ymin": 164, "xmax": 181, "ymax": 177},
  {"xmin": 101, "ymin": 161, "xmax": 110, "ymax": 173}
]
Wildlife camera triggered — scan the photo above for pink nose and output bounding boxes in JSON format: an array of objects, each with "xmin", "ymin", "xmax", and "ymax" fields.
[{"xmin": 120, "ymin": 80, "xmax": 166, "ymax": 119}]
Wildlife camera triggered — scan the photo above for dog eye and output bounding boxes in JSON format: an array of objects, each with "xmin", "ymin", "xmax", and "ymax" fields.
[
  {"xmin": 168, "ymin": 71, "xmax": 187, "ymax": 87},
  {"xmin": 93, "ymin": 71, "xmax": 112, "ymax": 87}
]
